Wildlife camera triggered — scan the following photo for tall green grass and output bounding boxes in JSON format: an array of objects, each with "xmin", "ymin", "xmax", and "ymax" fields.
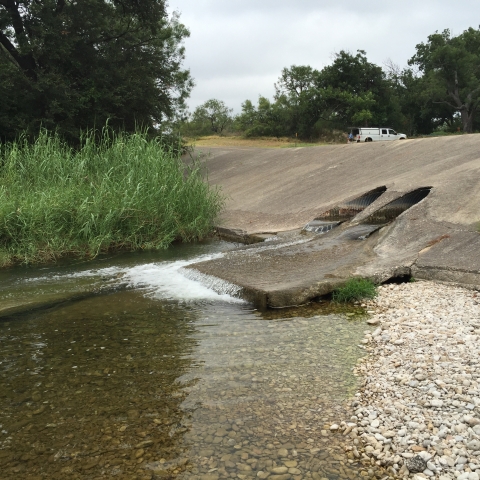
[{"xmin": 0, "ymin": 128, "xmax": 224, "ymax": 266}]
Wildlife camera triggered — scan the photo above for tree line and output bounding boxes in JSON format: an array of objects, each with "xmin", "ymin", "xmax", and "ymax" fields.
[
  {"xmin": 187, "ymin": 27, "xmax": 480, "ymax": 139},
  {"xmin": 1, "ymin": 3, "xmax": 479, "ymax": 144},
  {"xmin": 0, "ymin": 0, "xmax": 191, "ymax": 144}
]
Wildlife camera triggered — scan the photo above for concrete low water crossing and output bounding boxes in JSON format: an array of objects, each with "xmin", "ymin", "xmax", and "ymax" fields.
[{"xmin": 0, "ymin": 241, "xmax": 376, "ymax": 479}]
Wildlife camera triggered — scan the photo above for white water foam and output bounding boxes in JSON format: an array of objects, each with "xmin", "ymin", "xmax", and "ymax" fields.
[
  {"xmin": 112, "ymin": 238, "xmax": 309, "ymax": 302},
  {"xmin": 25, "ymin": 253, "xmax": 244, "ymax": 304},
  {"xmin": 22, "ymin": 238, "xmax": 309, "ymax": 304},
  {"xmin": 118, "ymin": 257, "xmax": 244, "ymax": 303}
]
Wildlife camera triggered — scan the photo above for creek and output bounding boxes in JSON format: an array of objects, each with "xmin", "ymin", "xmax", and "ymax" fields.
[{"xmin": 0, "ymin": 240, "xmax": 372, "ymax": 479}]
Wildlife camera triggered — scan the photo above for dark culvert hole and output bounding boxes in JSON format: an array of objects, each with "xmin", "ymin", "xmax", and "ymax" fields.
[
  {"xmin": 362, "ymin": 187, "xmax": 432, "ymax": 225},
  {"xmin": 304, "ymin": 186, "xmax": 387, "ymax": 234},
  {"xmin": 382, "ymin": 274, "xmax": 414, "ymax": 285}
]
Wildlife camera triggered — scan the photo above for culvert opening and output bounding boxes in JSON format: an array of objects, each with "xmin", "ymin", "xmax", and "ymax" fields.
[
  {"xmin": 361, "ymin": 187, "xmax": 432, "ymax": 225},
  {"xmin": 304, "ymin": 186, "xmax": 387, "ymax": 234},
  {"xmin": 382, "ymin": 274, "xmax": 414, "ymax": 285}
]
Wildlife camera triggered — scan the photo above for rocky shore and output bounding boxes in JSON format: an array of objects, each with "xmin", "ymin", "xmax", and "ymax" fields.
[{"xmin": 344, "ymin": 281, "xmax": 480, "ymax": 480}]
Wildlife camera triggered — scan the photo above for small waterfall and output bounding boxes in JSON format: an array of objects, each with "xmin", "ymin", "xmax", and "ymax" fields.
[
  {"xmin": 180, "ymin": 268, "xmax": 243, "ymax": 299},
  {"xmin": 22, "ymin": 252, "xmax": 245, "ymax": 304}
]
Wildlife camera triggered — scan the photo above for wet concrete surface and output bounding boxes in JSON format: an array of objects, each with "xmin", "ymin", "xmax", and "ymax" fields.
[
  {"xmin": 189, "ymin": 136, "xmax": 480, "ymax": 304},
  {"xmin": 188, "ymin": 225, "xmax": 380, "ymax": 308}
]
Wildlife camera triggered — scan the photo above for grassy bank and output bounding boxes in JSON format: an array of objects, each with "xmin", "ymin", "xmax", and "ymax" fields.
[
  {"xmin": 0, "ymin": 129, "xmax": 223, "ymax": 266},
  {"xmin": 186, "ymin": 135, "xmax": 328, "ymax": 149}
]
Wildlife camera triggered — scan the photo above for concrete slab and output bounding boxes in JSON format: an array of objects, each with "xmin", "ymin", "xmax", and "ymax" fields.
[
  {"xmin": 412, "ymin": 232, "xmax": 480, "ymax": 285},
  {"xmin": 189, "ymin": 225, "xmax": 381, "ymax": 308},
  {"xmin": 198, "ymin": 135, "xmax": 480, "ymax": 232},
  {"xmin": 188, "ymin": 135, "xmax": 480, "ymax": 306}
]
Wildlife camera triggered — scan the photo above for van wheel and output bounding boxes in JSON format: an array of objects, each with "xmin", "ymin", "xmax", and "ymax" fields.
[
  {"xmin": 365, "ymin": 138, "xmax": 372, "ymax": 142},
  {"xmin": 399, "ymin": 138, "xmax": 405, "ymax": 140}
]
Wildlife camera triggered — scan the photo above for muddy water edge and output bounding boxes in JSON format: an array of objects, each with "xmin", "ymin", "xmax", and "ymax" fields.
[{"xmin": 0, "ymin": 241, "xmax": 380, "ymax": 479}]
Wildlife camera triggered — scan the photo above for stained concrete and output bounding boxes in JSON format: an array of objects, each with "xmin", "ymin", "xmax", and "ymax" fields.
[{"xmin": 187, "ymin": 135, "xmax": 480, "ymax": 307}]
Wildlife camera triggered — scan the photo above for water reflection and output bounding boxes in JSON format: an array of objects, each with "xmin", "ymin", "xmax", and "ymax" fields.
[
  {"xmin": 0, "ymin": 291, "xmax": 199, "ymax": 479},
  {"xmin": 0, "ymin": 243, "xmax": 375, "ymax": 479}
]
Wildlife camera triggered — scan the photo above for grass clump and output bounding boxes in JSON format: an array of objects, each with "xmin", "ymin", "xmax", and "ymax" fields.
[
  {"xmin": 0, "ymin": 128, "xmax": 224, "ymax": 266},
  {"xmin": 332, "ymin": 278, "xmax": 377, "ymax": 303}
]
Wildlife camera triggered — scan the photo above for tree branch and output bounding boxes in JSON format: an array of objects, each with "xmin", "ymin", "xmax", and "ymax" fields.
[
  {"xmin": 0, "ymin": 38, "xmax": 21, "ymax": 69},
  {"xmin": 4, "ymin": 0, "xmax": 26, "ymax": 39},
  {"xmin": 0, "ymin": 29, "xmax": 21, "ymax": 64},
  {"xmin": 86, "ymin": 18, "xmax": 133, "ymax": 45},
  {"xmin": 0, "ymin": 29, "xmax": 37, "ymax": 80},
  {"xmin": 433, "ymin": 99, "xmax": 463, "ymax": 110}
]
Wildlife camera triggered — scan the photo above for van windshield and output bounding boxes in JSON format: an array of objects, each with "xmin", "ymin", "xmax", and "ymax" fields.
[{"xmin": 389, "ymin": 129, "xmax": 397, "ymax": 135}]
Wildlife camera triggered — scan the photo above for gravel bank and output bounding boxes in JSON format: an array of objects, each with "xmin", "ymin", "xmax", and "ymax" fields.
[{"xmin": 347, "ymin": 281, "xmax": 480, "ymax": 480}]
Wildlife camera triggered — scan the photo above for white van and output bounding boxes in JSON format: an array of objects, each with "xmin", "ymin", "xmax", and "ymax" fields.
[{"xmin": 350, "ymin": 127, "xmax": 407, "ymax": 142}]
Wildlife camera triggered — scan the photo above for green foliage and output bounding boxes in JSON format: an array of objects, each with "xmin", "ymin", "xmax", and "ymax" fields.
[
  {"xmin": 428, "ymin": 130, "xmax": 464, "ymax": 136},
  {"xmin": 318, "ymin": 50, "xmax": 395, "ymax": 127},
  {"xmin": 409, "ymin": 27, "xmax": 480, "ymax": 133},
  {"xmin": 236, "ymin": 51, "xmax": 404, "ymax": 140},
  {"xmin": 0, "ymin": 128, "xmax": 224, "ymax": 266},
  {"xmin": 385, "ymin": 66, "xmax": 439, "ymax": 136},
  {"xmin": 236, "ymin": 97, "xmax": 290, "ymax": 138},
  {"xmin": 275, "ymin": 65, "xmax": 321, "ymax": 97},
  {"xmin": 232, "ymin": 30, "xmax": 480, "ymax": 140},
  {"xmin": 332, "ymin": 278, "xmax": 377, "ymax": 303},
  {"xmin": 0, "ymin": 1, "xmax": 193, "ymax": 143},
  {"xmin": 188, "ymin": 99, "xmax": 234, "ymax": 136}
]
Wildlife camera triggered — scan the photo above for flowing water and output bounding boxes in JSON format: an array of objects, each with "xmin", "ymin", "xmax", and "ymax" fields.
[{"xmin": 0, "ymin": 241, "xmax": 374, "ymax": 480}]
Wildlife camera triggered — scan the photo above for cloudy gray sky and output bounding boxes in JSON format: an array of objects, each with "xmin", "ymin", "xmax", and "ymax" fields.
[{"xmin": 168, "ymin": 1, "xmax": 478, "ymax": 114}]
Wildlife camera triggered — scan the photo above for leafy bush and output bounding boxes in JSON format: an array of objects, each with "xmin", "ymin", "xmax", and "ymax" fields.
[
  {"xmin": 332, "ymin": 278, "xmax": 377, "ymax": 303},
  {"xmin": 0, "ymin": 128, "xmax": 223, "ymax": 266}
]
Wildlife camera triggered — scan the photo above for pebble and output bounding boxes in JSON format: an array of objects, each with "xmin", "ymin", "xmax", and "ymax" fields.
[{"xmin": 345, "ymin": 282, "xmax": 480, "ymax": 479}]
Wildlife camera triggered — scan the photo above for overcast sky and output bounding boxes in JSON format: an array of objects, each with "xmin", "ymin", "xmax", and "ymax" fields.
[{"xmin": 168, "ymin": 1, "xmax": 478, "ymax": 114}]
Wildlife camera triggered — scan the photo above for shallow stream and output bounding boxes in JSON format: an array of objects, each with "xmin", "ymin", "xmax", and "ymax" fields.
[{"xmin": 0, "ymin": 241, "xmax": 372, "ymax": 479}]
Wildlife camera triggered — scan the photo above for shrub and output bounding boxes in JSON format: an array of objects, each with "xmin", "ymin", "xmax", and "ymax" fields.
[
  {"xmin": 0, "ymin": 128, "xmax": 224, "ymax": 266},
  {"xmin": 332, "ymin": 278, "xmax": 377, "ymax": 303}
]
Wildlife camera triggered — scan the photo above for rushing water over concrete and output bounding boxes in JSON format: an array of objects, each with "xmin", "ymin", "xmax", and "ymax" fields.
[{"xmin": 0, "ymin": 242, "xmax": 375, "ymax": 479}]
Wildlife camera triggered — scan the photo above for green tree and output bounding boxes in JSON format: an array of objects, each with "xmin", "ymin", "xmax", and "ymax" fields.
[
  {"xmin": 274, "ymin": 65, "xmax": 321, "ymax": 97},
  {"xmin": 273, "ymin": 66, "xmax": 322, "ymax": 138},
  {"xmin": 236, "ymin": 96, "xmax": 289, "ymax": 138},
  {"xmin": 385, "ymin": 64, "xmax": 455, "ymax": 136},
  {"xmin": 317, "ymin": 50, "xmax": 396, "ymax": 128},
  {"xmin": 0, "ymin": 0, "xmax": 193, "ymax": 142},
  {"xmin": 409, "ymin": 28, "xmax": 480, "ymax": 133},
  {"xmin": 191, "ymin": 99, "xmax": 233, "ymax": 135},
  {"xmin": 235, "ymin": 52, "xmax": 406, "ymax": 140}
]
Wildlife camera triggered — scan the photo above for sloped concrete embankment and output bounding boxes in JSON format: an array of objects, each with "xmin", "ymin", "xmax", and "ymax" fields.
[{"xmin": 187, "ymin": 136, "xmax": 480, "ymax": 307}]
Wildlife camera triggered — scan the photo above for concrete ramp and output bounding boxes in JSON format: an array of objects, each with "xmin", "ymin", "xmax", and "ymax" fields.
[
  {"xmin": 188, "ymin": 136, "xmax": 480, "ymax": 307},
  {"xmin": 188, "ymin": 224, "xmax": 381, "ymax": 308}
]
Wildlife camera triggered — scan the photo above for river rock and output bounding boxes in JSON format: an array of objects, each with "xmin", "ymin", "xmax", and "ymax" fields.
[{"xmin": 406, "ymin": 455, "xmax": 428, "ymax": 473}]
